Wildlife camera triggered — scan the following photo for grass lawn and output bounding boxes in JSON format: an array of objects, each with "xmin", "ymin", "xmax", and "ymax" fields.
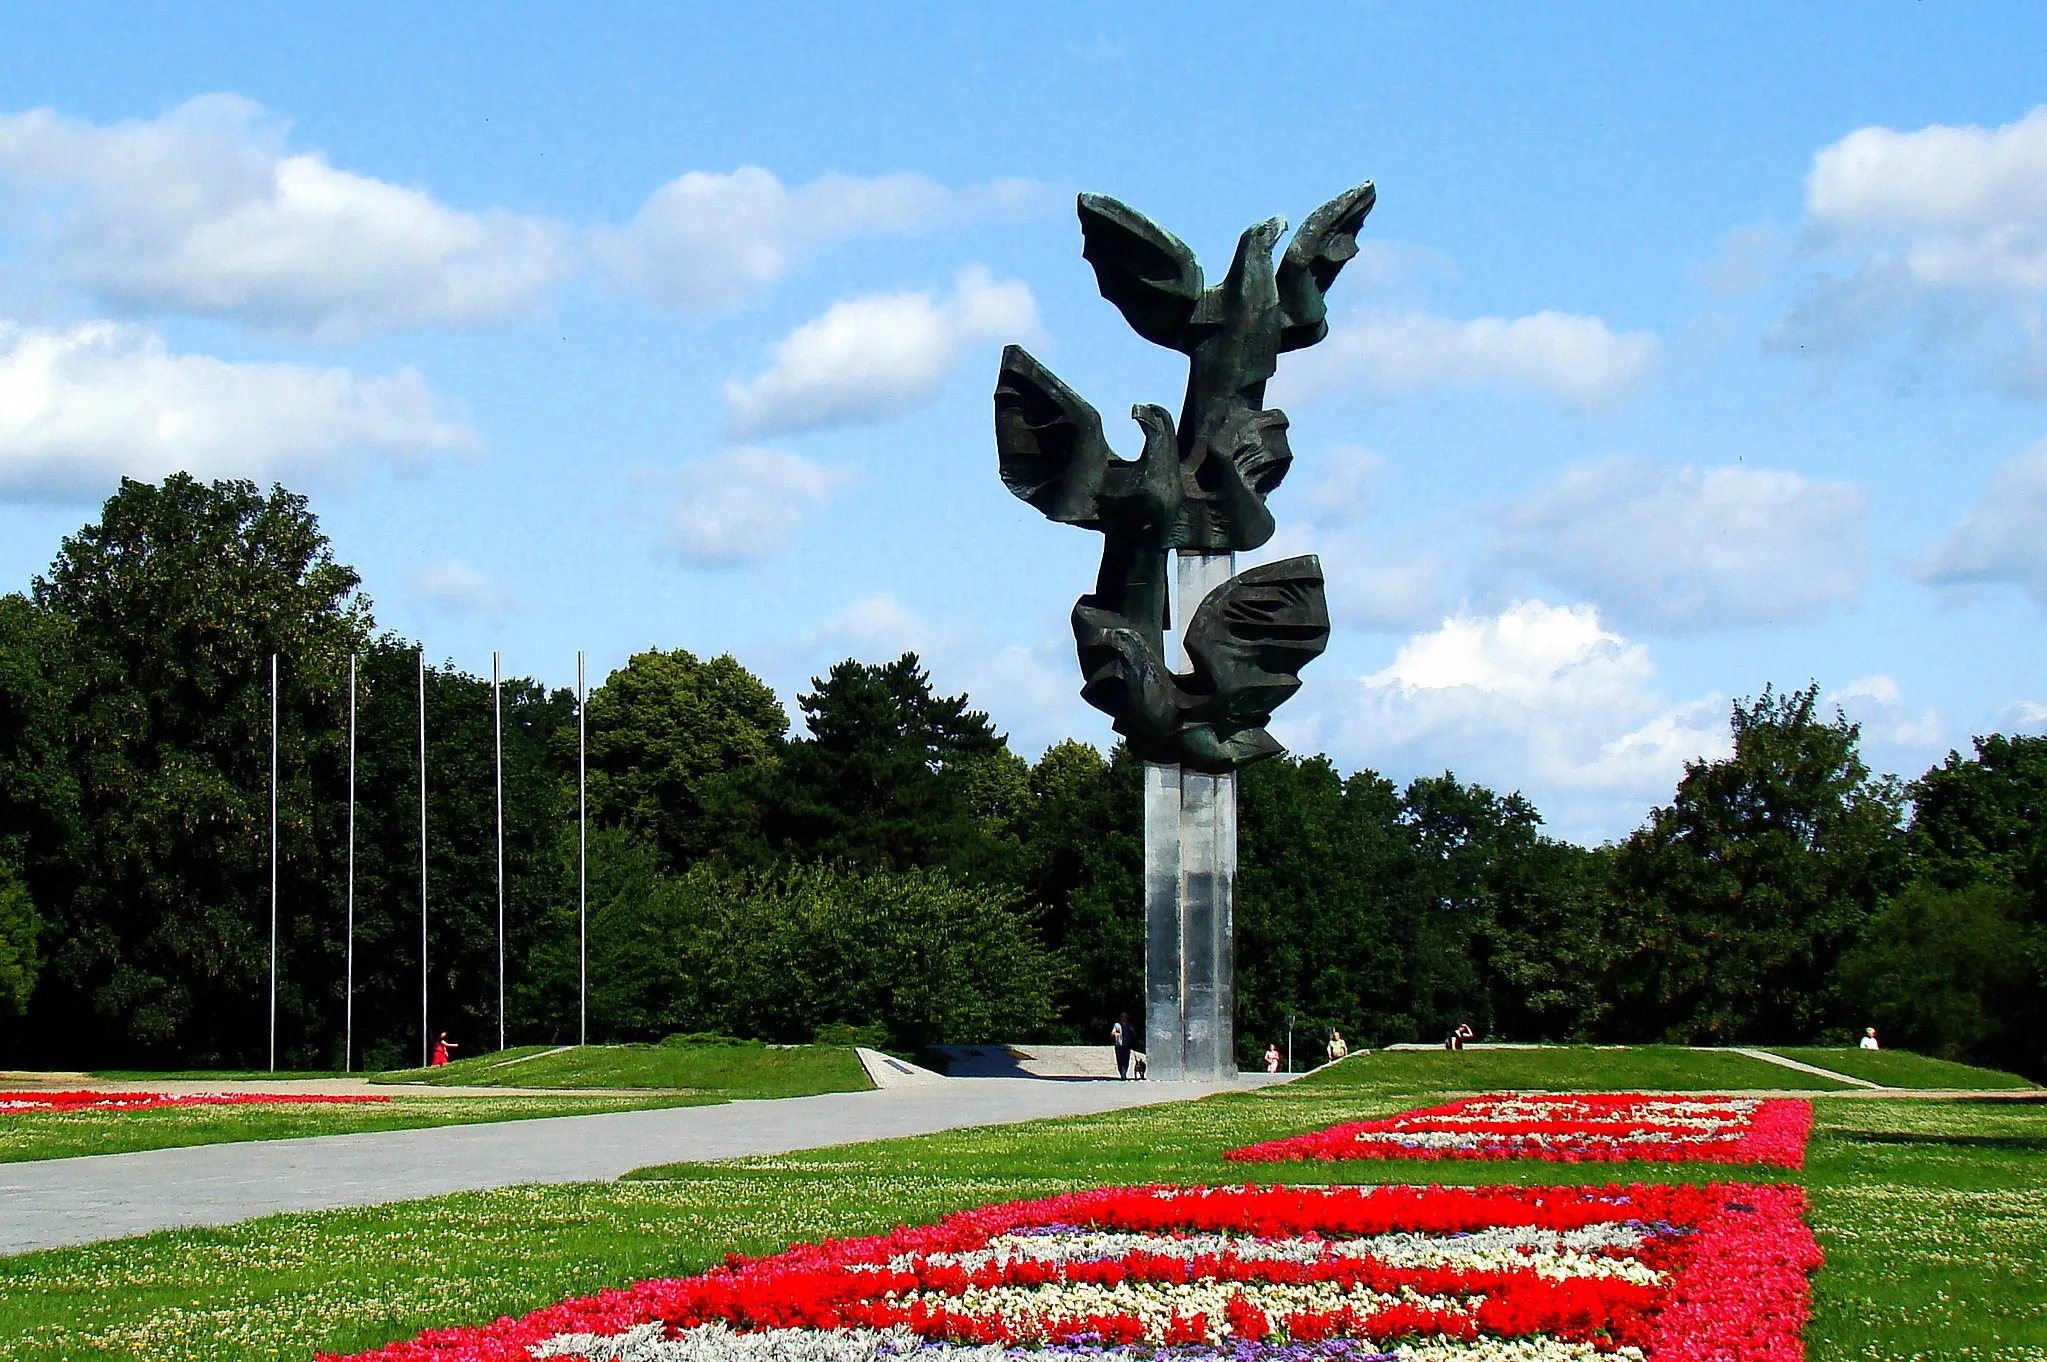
[
  {"xmin": 3, "ymin": 1049, "xmax": 2041, "ymax": 1360},
  {"xmin": 1765, "ymin": 1046, "xmax": 2042, "ymax": 1090},
  {"xmin": 1303, "ymin": 1042, "xmax": 1855, "ymax": 1091},
  {"xmin": 0, "ymin": 1093, "xmax": 717, "ymax": 1165},
  {"xmin": 374, "ymin": 1038, "xmax": 873, "ymax": 1097}
]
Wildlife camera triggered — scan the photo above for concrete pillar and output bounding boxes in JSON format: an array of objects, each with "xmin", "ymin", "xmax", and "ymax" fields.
[
  {"xmin": 1138, "ymin": 550, "xmax": 1238, "ymax": 1083},
  {"xmin": 1143, "ymin": 760, "xmax": 1183, "ymax": 1080}
]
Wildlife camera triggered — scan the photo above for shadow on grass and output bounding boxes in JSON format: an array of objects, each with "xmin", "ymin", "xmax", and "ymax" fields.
[{"xmin": 1833, "ymin": 1130, "xmax": 2047, "ymax": 1152}]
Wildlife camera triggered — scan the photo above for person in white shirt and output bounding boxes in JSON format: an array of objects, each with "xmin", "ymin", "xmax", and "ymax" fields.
[{"xmin": 1860, "ymin": 1027, "xmax": 1880, "ymax": 1051}]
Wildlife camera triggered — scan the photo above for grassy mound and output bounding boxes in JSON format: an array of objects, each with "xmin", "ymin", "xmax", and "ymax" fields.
[
  {"xmin": 376, "ymin": 1036, "xmax": 872, "ymax": 1099},
  {"xmin": 1765, "ymin": 1046, "xmax": 2040, "ymax": 1089},
  {"xmin": 1292, "ymin": 1045, "xmax": 1853, "ymax": 1092}
]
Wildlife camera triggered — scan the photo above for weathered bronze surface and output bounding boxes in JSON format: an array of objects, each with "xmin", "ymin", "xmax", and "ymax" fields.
[{"xmin": 995, "ymin": 185, "xmax": 1370, "ymax": 772}]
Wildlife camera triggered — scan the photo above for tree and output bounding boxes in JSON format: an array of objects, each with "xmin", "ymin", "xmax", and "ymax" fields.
[
  {"xmin": 1906, "ymin": 734, "xmax": 2047, "ymax": 894},
  {"xmin": 1606, "ymin": 685, "xmax": 1905, "ymax": 1043},
  {"xmin": 1017, "ymin": 740, "xmax": 1144, "ymax": 1041},
  {"xmin": 1834, "ymin": 880, "xmax": 2036, "ymax": 1067},
  {"xmin": 770, "ymin": 653, "xmax": 1021, "ymax": 876},
  {"xmin": 589, "ymin": 863, "xmax": 1062, "ymax": 1049},
  {"xmin": 582, "ymin": 649, "xmax": 787, "ymax": 869},
  {"xmin": 0, "ymin": 861, "xmax": 37, "ymax": 1017},
  {"xmin": 26, "ymin": 474, "xmax": 371, "ymax": 1064},
  {"xmin": 0, "ymin": 593, "xmax": 80, "ymax": 1032}
]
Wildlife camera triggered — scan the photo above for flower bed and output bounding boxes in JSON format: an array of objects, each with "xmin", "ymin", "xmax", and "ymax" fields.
[
  {"xmin": 1225, "ymin": 1095, "xmax": 1813, "ymax": 1168},
  {"xmin": 0, "ymin": 1090, "xmax": 391, "ymax": 1113},
  {"xmin": 327, "ymin": 1181, "xmax": 1820, "ymax": 1362}
]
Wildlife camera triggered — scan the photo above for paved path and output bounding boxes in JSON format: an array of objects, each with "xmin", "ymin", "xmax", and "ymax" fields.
[
  {"xmin": 1730, "ymin": 1047, "xmax": 1884, "ymax": 1088},
  {"xmin": 0, "ymin": 1077, "xmax": 1272, "ymax": 1256}
]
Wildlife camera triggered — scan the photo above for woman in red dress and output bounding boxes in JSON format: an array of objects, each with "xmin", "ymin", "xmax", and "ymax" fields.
[{"xmin": 430, "ymin": 1032, "xmax": 458, "ymax": 1066}]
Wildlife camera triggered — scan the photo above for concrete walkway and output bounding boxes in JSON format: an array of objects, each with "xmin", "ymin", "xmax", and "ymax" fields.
[{"xmin": 0, "ymin": 1076, "xmax": 1274, "ymax": 1257}]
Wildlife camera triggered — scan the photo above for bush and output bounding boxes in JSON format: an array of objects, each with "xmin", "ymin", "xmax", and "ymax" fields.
[
  {"xmin": 1834, "ymin": 879, "xmax": 2042, "ymax": 1072},
  {"xmin": 591, "ymin": 863, "xmax": 1062, "ymax": 1050}
]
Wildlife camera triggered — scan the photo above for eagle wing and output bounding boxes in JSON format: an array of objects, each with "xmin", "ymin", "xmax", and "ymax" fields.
[
  {"xmin": 1277, "ymin": 181, "xmax": 1376, "ymax": 352},
  {"xmin": 1077, "ymin": 192, "xmax": 1206, "ymax": 353},
  {"xmin": 994, "ymin": 346, "xmax": 1111, "ymax": 526},
  {"xmin": 1182, "ymin": 555, "xmax": 1331, "ymax": 726}
]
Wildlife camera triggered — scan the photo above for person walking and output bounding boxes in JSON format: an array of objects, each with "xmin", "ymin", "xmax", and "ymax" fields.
[
  {"xmin": 1111, "ymin": 1013, "xmax": 1133, "ymax": 1080},
  {"xmin": 1326, "ymin": 1030, "xmax": 1349, "ymax": 1063},
  {"xmin": 430, "ymin": 1032, "xmax": 457, "ymax": 1067},
  {"xmin": 1265, "ymin": 1042, "xmax": 1281, "ymax": 1074}
]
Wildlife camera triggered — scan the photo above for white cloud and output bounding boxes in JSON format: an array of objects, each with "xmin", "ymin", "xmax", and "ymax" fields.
[
  {"xmin": 1275, "ymin": 308, "xmax": 1658, "ymax": 412},
  {"xmin": 1773, "ymin": 106, "xmax": 2047, "ymax": 390},
  {"xmin": 1302, "ymin": 600, "xmax": 1728, "ymax": 841},
  {"xmin": 1297, "ymin": 446, "xmax": 1386, "ymax": 529},
  {"xmin": 1246, "ymin": 448, "xmax": 1446, "ymax": 631},
  {"xmin": 1828, "ymin": 674, "xmax": 1945, "ymax": 750},
  {"xmin": 0, "ymin": 319, "xmax": 477, "ymax": 501},
  {"xmin": 1921, "ymin": 436, "xmax": 2047, "ymax": 599},
  {"xmin": 1491, "ymin": 455, "xmax": 1868, "ymax": 630},
  {"xmin": 593, "ymin": 166, "xmax": 1041, "ymax": 313},
  {"xmin": 805, "ymin": 591, "xmax": 930, "ymax": 654},
  {"xmin": 723, "ymin": 267, "xmax": 1036, "ymax": 435},
  {"xmin": 653, "ymin": 445, "xmax": 856, "ymax": 567},
  {"xmin": 415, "ymin": 558, "xmax": 511, "ymax": 618},
  {"xmin": 0, "ymin": 95, "xmax": 571, "ymax": 338}
]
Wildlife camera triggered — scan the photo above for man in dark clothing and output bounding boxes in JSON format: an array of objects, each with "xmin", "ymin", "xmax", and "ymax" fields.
[{"xmin": 1112, "ymin": 1013, "xmax": 1133, "ymax": 1079}]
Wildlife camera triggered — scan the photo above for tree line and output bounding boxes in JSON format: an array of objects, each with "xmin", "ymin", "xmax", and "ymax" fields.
[{"xmin": 0, "ymin": 474, "xmax": 2041, "ymax": 1078}]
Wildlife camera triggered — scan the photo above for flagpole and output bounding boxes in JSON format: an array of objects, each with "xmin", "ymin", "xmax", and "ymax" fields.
[
  {"xmin": 268, "ymin": 653, "xmax": 278, "ymax": 1074},
  {"xmin": 494, "ymin": 650, "xmax": 504, "ymax": 1054},
  {"xmin": 577, "ymin": 650, "xmax": 587, "ymax": 1048},
  {"xmin": 345, "ymin": 651, "xmax": 356, "ymax": 1074},
  {"xmin": 418, "ymin": 648, "xmax": 429, "ymax": 1070}
]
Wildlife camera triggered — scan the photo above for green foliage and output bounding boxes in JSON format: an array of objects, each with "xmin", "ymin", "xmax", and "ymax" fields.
[
  {"xmin": 582, "ymin": 649, "xmax": 786, "ymax": 868},
  {"xmin": 769, "ymin": 654, "xmax": 1020, "ymax": 876},
  {"xmin": 22, "ymin": 475, "xmax": 372, "ymax": 1063},
  {"xmin": 1013, "ymin": 740, "xmax": 1143, "ymax": 1040},
  {"xmin": 0, "ymin": 861, "xmax": 38, "ymax": 1017},
  {"xmin": 589, "ymin": 862, "xmax": 1061, "ymax": 1050},
  {"xmin": 1606, "ymin": 685, "xmax": 1905, "ymax": 1043},
  {"xmin": 1834, "ymin": 880, "xmax": 2041, "ymax": 1068}
]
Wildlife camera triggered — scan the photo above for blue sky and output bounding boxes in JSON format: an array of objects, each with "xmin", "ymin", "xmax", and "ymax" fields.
[{"xmin": 4, "ymin": 3, "xmax": 2047, "ymax": 841}]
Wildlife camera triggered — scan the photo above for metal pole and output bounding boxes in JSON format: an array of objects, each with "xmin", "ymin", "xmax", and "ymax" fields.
[
  {"xmin": 418, "ymin": 648, "xmax": 428, "ymax": 1069},
  {"xmin": 345, "ymin": 652, "xmax": 356, "ymax": 1074},
  {"xmin": 268, "ymin": 653, "xmax": 278, "ymax": 1074},
  {"xmin": 494, "ymin": 650, "xmax": 504, "ymax": 1054},
  {"xmin": 577, "ymin": 650, "xmax": 587, "ymax": 1048}
]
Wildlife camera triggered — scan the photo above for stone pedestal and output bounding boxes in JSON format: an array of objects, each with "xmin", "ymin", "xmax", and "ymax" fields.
[{"xmin": 1143, "ymin": 551, "xmax": 1239, "ymax": 1082}]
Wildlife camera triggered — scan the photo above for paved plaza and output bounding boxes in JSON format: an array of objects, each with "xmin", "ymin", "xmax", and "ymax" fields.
[{"xmin": 0, "ymin": 1075, "xmax": 1273, "ymax": 1255}]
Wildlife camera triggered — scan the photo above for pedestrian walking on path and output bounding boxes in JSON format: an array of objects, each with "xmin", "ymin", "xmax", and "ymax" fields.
[
  {"xmin": 1326, "ymin": 1030, "xmax": 1349, "ymax": 1063},
  {"xmin": 1111, "ymin": 1014, "xmax": 1132, "ymax": 1079},
  {"xmin": 430, "ymin": 1033, "xmax": 458, "ymax": 1067},
  {"xmin": 1265, "ymin": 1043, "xmax": 1281, "ymax": 1074}
]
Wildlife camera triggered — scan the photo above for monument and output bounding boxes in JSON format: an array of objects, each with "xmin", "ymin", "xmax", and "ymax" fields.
[{"xmin": 994, "ymin": 182, "xmax": 1374, "ymax": 1079}]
